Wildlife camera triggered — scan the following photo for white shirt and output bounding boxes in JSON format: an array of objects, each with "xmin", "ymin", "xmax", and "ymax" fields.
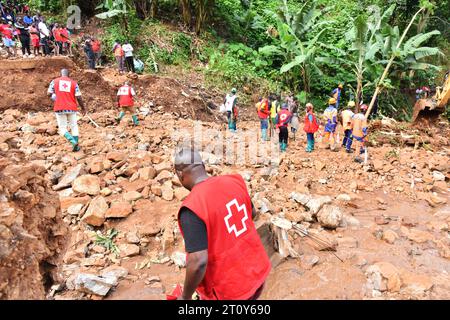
[
  {"xmin": 38, "ymin": 21, "xmax": 49, "ymax": 38},
  {"xmin": 225, "ymin": 94, "xmax": 237, "ymax": 112},
  {"xmin": 122, "ymin": 44, "xmax": 134, "ymax": 57}
]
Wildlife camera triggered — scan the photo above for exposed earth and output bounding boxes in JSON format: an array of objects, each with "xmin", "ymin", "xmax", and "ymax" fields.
[{"xmin": 0, "ymin": 57, "xmax": 449, "ymax": 300}]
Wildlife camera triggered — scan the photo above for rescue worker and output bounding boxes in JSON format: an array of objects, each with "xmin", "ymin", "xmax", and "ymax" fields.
[
  {"xmin": 47, "ymin": 69, "xmax": 86, "ymax": 152},
  {"xmin": 174, "ymin": 147, "xmax": 271, "ymax": 300},
  {"xmin": 270, "ymin": 95, "xmax": 280, "ymax": 137},
  {"xmin": 303, "ymin": 103, "xmax": 320, "ymax": 153},
  {"xmin": 224, "ymin": 88, "xmax": 238, "ymax": 132},
  {"xmin": 116, "ymin": 81, "xmax": 139, "ymax": 126},
  {"xmin": 350, "ymin": 104, "xmax": 369, "ymax": 163},
  {"xmin": 332, "ymin": 84, "xmax": 344, "ymax": 109},
  {"xmin": 276, "ymin": 103, "xmax": 292, "ymax": 152},
  {"xmin": 323, "ymin": 98, "xmax": 338, "ymax": 151},
  {"xmin": 341, "ymin": 101, "xmax": 355, "ymax": 152},
  {"xmin": 256, "ymin": 97, "xmax": 270, "ymax": 141}
]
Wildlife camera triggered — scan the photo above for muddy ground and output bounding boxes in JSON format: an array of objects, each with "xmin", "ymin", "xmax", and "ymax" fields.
[{"xmin": 0, "ymin": 58, "xmax": 449, "ymax": 300}]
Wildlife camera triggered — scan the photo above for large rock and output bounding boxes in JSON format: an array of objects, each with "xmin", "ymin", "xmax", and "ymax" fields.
[
  {"xmin": 118, "ymin": 244, "xmax": 140, "ymax": 257},
  {"xmin": 106, "ymin": 202, "xmax": 133, "ymax": 218},
  {"xmin": 138, "ymin": 167, "xmax": 156, "ymax": 180},
  {"xmin": 73, "ymin": 273, "xmax": 117, "ymax": 296},
  {"xmin": 399, "ymin": 270, "xmax": 433, "ymax": 296},
  {"xmin": 123, "ymin": 191, "xmax": 143, "ymax": 202},
  {"xmin": 365, "ymin": 262, "xmax": 402, "ymax": 293},
  {"xmin": 73, "ymin": 175, "xmax": 100, "ymax": 195},
  {"xmin": 407, "ymin": 229, "xmax": 433, "ymax": 243},
  {"xmin": 317, "ymin": 205, "xmax": 343, "ymax": 229},
  {"xmin": 382, "ymin": 230, "xmax": 399, "ymax": 244},
  {"xmin": 161, "ymin": 182, "xmax": 174, "ymax": 201},
  {"xmin": 156, "ymin": 170, "xmax": 173, "ymax": 182},
  {"xmin": 106, "ymin": 151, "xmax": 127, "ymax": 162},
  {"xmin": 171, "ymin": 251, "xmax": 186, "ymax": 268},
  {"xmin": 154, "ymin": 161, "xmax": 171, "ymax": 174},
  {"xmin": 100, "ymin": 266, "xmax": 129, "ymax": 280},
  {"xmin": 174, "ymin": 188, "xmax": 190, "ymax": 201},
  {"xmin": 290, "ymin": 192, "xmax": 332, "ymax": 215},
  {"xmin": 432, "ymin": 171, "xmax": 445, "ymax": 182},
  {"xmin": 81, "ymin": 196, "xmax": 108, "ymax": 226},
  {"xmin": 53, "ymin": 164, "xmax": 84, "ymax": 191}
]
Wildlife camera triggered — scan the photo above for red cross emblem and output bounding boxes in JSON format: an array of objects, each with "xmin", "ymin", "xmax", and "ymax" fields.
[
  {"xmin": 224, "ymin": 199, "xmax": 249, "ymax": 238},
  {"xmin": 62, "ymin": 83, "xmax": 68, "ymax": 89}
]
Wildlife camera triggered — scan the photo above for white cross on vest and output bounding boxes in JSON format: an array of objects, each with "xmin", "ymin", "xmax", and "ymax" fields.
[
  {"xmin": 118, "ymin": 86, "xmax": 130, "ymax": 95},
  {"xmin": 224, "ymin": 199, "xmax": 249, "ymax": 238},
  {"xmin": 59, "ymin": 80, "xmax": 71, "ymax": 93}
]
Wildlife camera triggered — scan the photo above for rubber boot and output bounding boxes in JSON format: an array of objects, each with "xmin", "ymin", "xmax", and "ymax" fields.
[
  {"xmin": 311, "ymin": 139, "xmax": 315, "ymax": 151},
  {"xmin": 64, "ymin": 132, "xmax": 80, "ymax": 152},
  {"xmin": 132, "ymin": 115, "xmax": 139, "ymax": 126},
  {"xmin": 261, "ymin": 129, "xmax": 267, "ymax": 141},
  {"xmin": 116, "ymin": 112, "xmax": 125, "ymax": 124},
  {"xmin": 305, "ymin": 140, "xmax": 312, "ymax": 153}
]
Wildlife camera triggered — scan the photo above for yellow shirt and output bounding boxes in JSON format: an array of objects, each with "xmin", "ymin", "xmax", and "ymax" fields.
[{"xmin": 341, "ymin": 109, "xmax": 354, "ymax": 130}]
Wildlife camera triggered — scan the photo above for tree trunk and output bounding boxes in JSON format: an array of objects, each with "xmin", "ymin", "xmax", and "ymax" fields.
[
  {"xmin": 365, "ymin": 7, "xmax": 425, "ymax": 119},
  {"xmin": 194, "ymin": 0, "xmax": 214, "ymax": 34},
  {"xmin": 134, "ymin": 0, "xmax": 150, "ymax": 20},
  {"xmin": 151, "ymin": 0, "xmax": 158, "ymax": 18},
  {"xmin": 180, "ymin": 0, "xmax": 192, "ymax": 26}
]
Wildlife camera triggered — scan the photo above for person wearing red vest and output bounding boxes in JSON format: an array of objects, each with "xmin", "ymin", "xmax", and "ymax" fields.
[
  {"xmin": 256, "ymin": 97, "xmax": 270, "ymax": 141},
  {"xmin": 174, "ymin": 147, "xmax": 271, "ymax": 300},
  {"xmin": 303, "ymin": 103, "xmax": 320, "ymax": 153},
  {"xmin": 47, "ymin": 69, "xmax": 86, "ymax": 152},
  {"xmin": 276, "ymin": 103, "xmax": 292, "ymax": 152},
  {"xmin": 116, "ymin": 81, "xmax": 139, "ymax": 126}
]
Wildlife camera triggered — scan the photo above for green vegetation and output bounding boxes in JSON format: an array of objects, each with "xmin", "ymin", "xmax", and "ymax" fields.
[
  {"xmin": 29, "ymin": 0, "xmax": 449, "ymax": 118},
  {"xmin": 95, "ymin": 228, "xmax": 119, "ymax": 256}
]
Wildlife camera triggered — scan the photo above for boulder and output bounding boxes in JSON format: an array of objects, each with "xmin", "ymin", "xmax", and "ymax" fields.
[
  {"xmin": 118, "ymin": 244, "xmax": 140, "ymax": 257},
  {"xmin": 156, "ymin": 170, "xmax": 173, "ymax": 182},
  {"xmin": 67, "ymin": 203, "xmax": 84, "ymax": 216},
  {"xmin": 81, "ymin": 196, "xmax": 108, "ymax": 226},
  {"xmin": 73, "ymin": 273, "xmax": 117, "ymax": 296},
  {"xmin": 407, "ymin": 229, "xmax": 433, "ymax": 243},
  {"xmin": 171, "ymin": 251, "xmax": 187, "ymax": 268},
  {"xmin": 365, "ymin": 262, "xmax": 402, "ymax": 293},
  {"xmin": 432, "ymin": 171, "xmax": 445, "ymax": 182},
  {"xmin": 106, "ymin": 151, "xmax": 127, "ymax": 162},
  {"xmin": 100, "ymin": 266, "xmax": 129, "ymax": 280},
  {"xmin": 123, "ymin": 191, "xmax": 143, "ymax": 202},
  {"xmin": 399, "ymin": 270, "xmax": 433, "ymax": 296},
  {"xmin": 382, "ymin": 230, "xmax": 399, "ymax": 244},
  {"xmin": 53, "ymin": 164, "xmax": 84, "ymax": 191},
  {"xmin": 154, "ymin": 161, "xmax": 171, "ymax": 174},
  {"xmin": 138, "ymin": 167, "xmax": 157, "ymax": 180},
  {"xmin": 73, "ymin": 175, "xmax": 100, "ymax": 195},
  {"xmin": 151, "ymin": 184, "xmax": 162, "ymax": 196},
  {"xmin": 317, "ymin": 205, "xmax": 343, "ymax": 229},
  {"xmin": 174, "ymin": 188, "xmax": 190, "ymax": 201},
  {"xmin": 161, "ymin": 182, "xmax": 174, "ymax": 201},
  {"xmin": 105, "ymin": 202, "xmax": 133, "ymax": 218}
]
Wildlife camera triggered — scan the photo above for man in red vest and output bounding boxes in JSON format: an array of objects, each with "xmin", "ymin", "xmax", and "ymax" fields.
[
  {"xmin": 116, "ymin": 81, "xmax": 139, "ymax": 126},
  {"xmin": 303, "ymin": 103, "xmax": 320, "ymax": 153},
  {"xmin": 256, "ymin": 97, "xmax": 270, "ymax": 141},
  {"xmin": 47, "ymin": 69, "xmax": 86, "ymax": 152},
  {"xmin": 276, "ymin": 103, "xmax": 292, "ymax": 152},
  {"xmin": 174, "ymin": 147, "xmax": 271, "ymax": 300}
]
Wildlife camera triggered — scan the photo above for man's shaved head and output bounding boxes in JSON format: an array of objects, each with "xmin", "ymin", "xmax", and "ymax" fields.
[
  {"xmin": 174, "ymin": 146, "xmax": 208, "ymax": 191},
  {"xmin": 61, "ymin": 69, "xmax": 69, "ymax": 77}
]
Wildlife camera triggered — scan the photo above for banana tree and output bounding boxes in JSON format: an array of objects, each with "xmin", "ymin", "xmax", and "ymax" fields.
[
  {"xmin": 346, "ymin": 4, "xmax": 395, "ymax": 110},
  {"xmin": 365, "ymin": 1, "xmax": 442, "ymax": 119},
  {"xmin": 96, "ymin": 0, "xmax": 131, "ymax": 32},
  {"xmin": 259, "ymin": 0, "xmax": 331, "ymax": 93}
]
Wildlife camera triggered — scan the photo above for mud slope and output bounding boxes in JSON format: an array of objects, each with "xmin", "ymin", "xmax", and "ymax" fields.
[
  {"xmin": 0, "ymin": 150, "xmax": 68, "ymax": 299},
  {"xmin": 0, "ymin": 57, "xmax": 218, "ymax": 122}
]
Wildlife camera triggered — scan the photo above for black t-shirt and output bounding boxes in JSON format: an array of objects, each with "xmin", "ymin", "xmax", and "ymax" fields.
[{"xmin": 179, "ymin": 202, "xmax": 255, "ymax": 253}]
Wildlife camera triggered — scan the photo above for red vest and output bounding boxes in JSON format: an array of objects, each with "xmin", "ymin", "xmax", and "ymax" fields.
[
  {"xmin": 53, "ymin": 77, "xmax": 78, "ymax": 112},
  {"xmin": 117, "ymin": 85, "xmax": 134, "ymax": 107},
  {"xmin": 304, "ymin": 111, "xmax": 319, "ymax": 133},
  {"xmin": 276, "ymin": 109, "xmax": 291, "ymax": 128},
  {"xmin": 257, "ymin": 99, "xmax": 270, "ymax": 119},
  {"xmin": 178, "ymin": 175, "xmax": 271, "ymax": 300}
]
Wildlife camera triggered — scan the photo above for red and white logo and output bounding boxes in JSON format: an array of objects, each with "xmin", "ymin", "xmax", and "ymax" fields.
[
  {"xmin": 59, "ymin": 80, "xmax": 71, "ymax": 93},
  {"xmin": 118, "ymin": 86, "xmax": 130, "ymax": 96},
  {"xmin": 280, "ymin": 114, "xmax": 288, "ymax": 121},
  {"xmin": 224, "ymin": 199, "xmax": 249, "ymax": 238}
]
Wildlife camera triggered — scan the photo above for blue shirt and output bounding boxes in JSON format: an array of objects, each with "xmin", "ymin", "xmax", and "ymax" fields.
[{"xmin": 23, "ymin": 16, "xmax": 33, "ymax": 25}]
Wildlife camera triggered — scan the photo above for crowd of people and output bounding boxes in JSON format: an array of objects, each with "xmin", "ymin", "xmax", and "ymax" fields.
[
  {"xmin": 221, "ymin": 85, "xmax": 373, "ymax": 163},
  {"xmin": 0, "ymin": 2, "xmax": 73, "ymax": 58}
]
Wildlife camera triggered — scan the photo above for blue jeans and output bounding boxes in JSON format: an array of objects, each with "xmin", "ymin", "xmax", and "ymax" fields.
[
  {"xmin": 260, "ymin": 119, "xmax": 268, "ymax": 129},
  {"xmin": 343, "ymin": 129, "xmax": 353, "ymax": 150}
]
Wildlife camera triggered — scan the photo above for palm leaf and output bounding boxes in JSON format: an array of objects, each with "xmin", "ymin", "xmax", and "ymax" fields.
[
  {"xmin": 403, "ymin": 30, "xmax": 440, "ymax": 54},
  {"xmin": 280, "ymin": 54, "xmax": 307, "ymax": 73}
]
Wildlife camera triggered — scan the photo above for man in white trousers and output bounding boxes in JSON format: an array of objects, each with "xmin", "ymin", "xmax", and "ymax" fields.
[{"xmin": 47, "ymin": 69, "xmax": 86, "ymax": 152}]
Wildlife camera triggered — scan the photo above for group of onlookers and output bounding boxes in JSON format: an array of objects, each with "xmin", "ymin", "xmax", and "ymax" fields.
[
  {"xmin": 113, "ymin": 40, "xmax": 135, "ymax": 74},
  {"xmin": 0, "ymin": 2, "xmax": 73, "ymax": 58}
]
